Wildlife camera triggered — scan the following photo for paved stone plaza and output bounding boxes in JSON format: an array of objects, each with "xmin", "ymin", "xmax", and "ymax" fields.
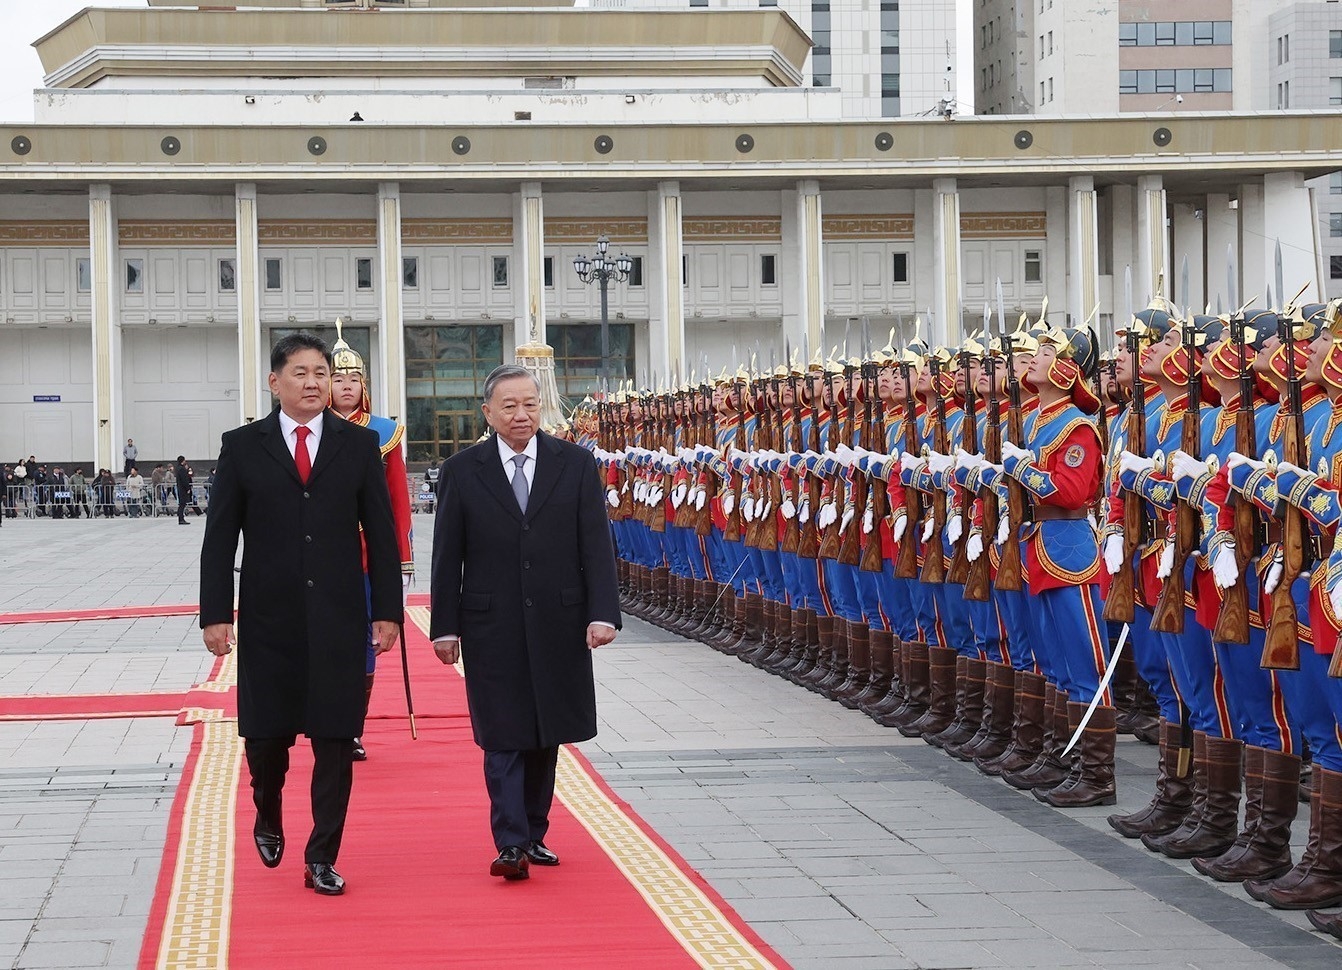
[{"xmin": 1, "ymin": 515, "xmax": 1339, "ymax": 969}]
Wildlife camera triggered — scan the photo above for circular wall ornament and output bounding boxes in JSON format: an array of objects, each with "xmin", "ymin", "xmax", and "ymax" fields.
[
  {"xmin": 161, "ymin": 136, "xmax": 181, "ymax": 156},
  {"xmin": 594, "ymin": 135, "xmax": 614, "ymax": 155},
  {"xmin": 735, "ymin": 133, "xmax": 755, "ymax": 154},
  {"xmin": 451, "ymin": 136, "xmax": 471, "ymax": 156},
  {"xmin": 1153, "ymin": 127, "xmax": 1173, "ymax": 148},
  {"xmin": 1013, "ymin": 130, "xmax": 1033, "ymax": 150},
  {"xmin": 307, "ymin": 136, "xmax": 327, "ymax": 156},
  {"xmin": 874, "ymin": 131, "xmax": 893, "ymax": 152},
  {"xmin": 11, "ymin": 136, "xmax": 32, "ymax": 156}
]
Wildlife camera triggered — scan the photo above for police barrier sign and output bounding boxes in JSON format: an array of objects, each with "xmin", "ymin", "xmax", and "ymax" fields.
[{"xmin": 33, "ymin": 395, "xmax": 61, "ymax": 402}]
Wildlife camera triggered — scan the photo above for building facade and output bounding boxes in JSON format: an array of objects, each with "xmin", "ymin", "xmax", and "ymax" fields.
[{"xmin": 2, "ymin": 0, "xmax": 1338, "ymax": 469}]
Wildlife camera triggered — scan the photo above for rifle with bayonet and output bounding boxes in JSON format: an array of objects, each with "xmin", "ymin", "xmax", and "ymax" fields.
[
  {"xmin": 1213, "ymin": 305, "xmax": 1256, "ymax": 645},
  {"xmin": 693, "ymin": 377, "xmax": 715, "ymax": 537},
  {"xmin": 919, "ymin": 353, "xmax": 949, "ymax": 585},
  {"xmin": 724, "ymin": 374, "xmax": 747, "ymax": 543},
  {"xmin": 838, "ymin": 338, "xmax": 869, "ymax": 568},
  {"xmin": 895, "ymin": 348, "xmax": 925, "ymax": 580},
  {"xmin": 1151, "ymin": 317, "xmax": 1202, "ymax": 633},
  {"xmin": 860, "ymin": 349, "xmax": 889, "ymax": 573},
  {"xmin": 946, "ymin": 337, "xmax": 978, "ymax": 586},
  {"xmin": 966, "ymin": 327, "xmax": 999, "ymax": 602},
  {"xmin": 818, "ymin": 365, "xmax": 848, "ymax": 561},
  {"xmin": 797, "ymin": 366, "xmax": 823, "ymax": 560},
  {"xmin": 994, "ymin": 285, "xmax": 1027, "ymax": 592},
  {"xmin": 1103, "ymin": 283, "xmax": 1146, "ymax": 622}
]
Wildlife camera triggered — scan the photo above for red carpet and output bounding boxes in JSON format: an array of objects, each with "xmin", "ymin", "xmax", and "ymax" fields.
[
  {"xmin": 138, "ymin": 618, "xmax": 788, "ymax": 970},
  {"xmin": 0, "ymin": 691, "xmax": 187, "ymax": 721},
  {"xmin": 0, "ymin": 604, "xmax": 199, "ymax": 625}
]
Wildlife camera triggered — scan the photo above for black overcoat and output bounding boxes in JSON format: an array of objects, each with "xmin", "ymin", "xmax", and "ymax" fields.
[
  {"xmin": 199, "ymin": 409, "xmax": 402, "ymax": 738},
  {"xmin": 429, "ymin": 431, "xmax": 621, "ymax": 750}
]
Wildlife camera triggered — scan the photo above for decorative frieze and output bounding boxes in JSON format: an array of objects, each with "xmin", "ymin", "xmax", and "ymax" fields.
[
  {"xmin": 960, "ymin": 212, "xmax": 1047, "ymax": 239},
  {"xmin": 401, "ymin": 218, "xmax": 513, "ymax": 244},
  {"xmin": 0, "ymin": 222, "xmax": 90, "ymax": 246},
  {"xmin": 683, "ymin": 217, "xmax": 782, "ymax": 243},
  {"xmin": 544, "ymin": 218, "xmax": 648, "ymax": 244},
  {"xmin": 822, "ymin": 215, "xmax": 914, "ymax": 240},
  {"xmin": 118, "ymin": 221, "xmax": 236, "ymax": 246},
  {"xmin": 258, "ymin": 220, "xmax": 377, "ymax": 245}
]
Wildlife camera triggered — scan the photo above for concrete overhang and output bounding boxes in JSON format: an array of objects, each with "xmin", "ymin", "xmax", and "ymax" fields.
[
  {"xmin": 35, "ymin": 7, "xmax": 812, "ymax": 89},
  {"xmin": 0, "ymin": 114, "xmax": 1339, "ymax": 193}
]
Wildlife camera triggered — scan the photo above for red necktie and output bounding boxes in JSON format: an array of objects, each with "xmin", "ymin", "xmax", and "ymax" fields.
[{"xmin": 294, "ymin": 426, "xmax": 312, "ymax": 484}]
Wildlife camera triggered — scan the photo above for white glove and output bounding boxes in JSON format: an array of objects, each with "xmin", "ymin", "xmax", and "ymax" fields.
[
  {"xmin": 1119, "ymin": 450, "xmax": 1155, "ymax": 477},
  {"xmin": 633, "ymin": 480, "xmax": 646, "ymax": 501},
  {"xmin": 742, "ymin": 496, "xmax": 756, "ymax": 521},
  {"xmin": 694, "ymin": 489, "xmax": 707, "ymax": 511},
  {"xmin": 956, "ymin": 450, "xmax": 986, "ymax": 473},
  {"xmin": 722, "ymin": 494, "xmax": 735, "ymax": 516},
  {"xmin": 781, "ymin": 498, "xmax": 797, "ymax": 519},
  {"xmin": 607, "ymin": 487, "xmax": 619, "ymax": 508},
  {"xmin": 922, "ymin": 517, "xmax": 936, "ymax": 543},
  {"xmin": 1157, "ymin": 541, "xmax": 1174, "ymax": 580},
  {"xmin": 840, "ymin": 506, "xmax": 855, "ymax": 533},
  {"xmin": 670, "ymin": 484, "xmax": 687, "ymax": 508},
  {"xmin": 1264, "ymin": 556, "xmax": 1284, "ymax": 595},
  {"xmin": 1170, "ymin": 450, "xmax": 1210, "ymax": 486},
  {"xmin": 759, "ymin": 500, "xmax": 772, "ymax": 519},
  {"xmin": 1226, "ymin": 451, "xmax": 1266, "ymax": 472},
  {"xmin": 402, "ymin": 573, "xmax": 413, "ymax": 591},
  {"xmin": 926, "ymin": 451, "xmax": 954, "ymax": 475},
  {"xmin": 947, "ymin": 515, "xmax": 963, "ymax": 544},
  {"xmin": 1331, "ymin": 580, "xmax": 1342, "ymax": 622},
  {"xmin": 818, "ymin": 503, "xmax": 836, "ymax": 529},
  {"xmin": 892, "ymin": 513, "xmax": 908, "ymax": 544},
  {"xmin": 967, "ymin": 533, "xmax": 984, "ymax": 562},
  {"xmin": 798, "ymin": 499, "xmax": 811, "ymax": 524},
  {"xmin": 1212, "ymin": 545, "xmax": 1239, "ymax": 590},
  {"xmin": 899, "ymin": 451, "xmax": 924, "ymax": 474},
  {"xmin": 1278, "ymin": 460, "xmax": 1309, "ymax": 479},
  {"xmin": 650, "ymin": 486, "xmax": 664, "ymax": 505},
  {"xmin": 863, "ymin": 508, "xmax": 874, "ymax": 534},
  {"xmin": 996, "ymin": 514, "xmax": 1011, "ymax": 547},
  {"xmin": 1103, "ymin": 534, "xmax": 1125, "ymax": 575},
  {"xmin": 1001, "ymin": 441, "xmax": 1032, "ymax": 465}
]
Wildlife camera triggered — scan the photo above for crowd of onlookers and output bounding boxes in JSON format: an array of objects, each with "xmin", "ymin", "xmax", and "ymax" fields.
[{"xmin": 2, "ymin": 451, "xmax": 214, "ymax": 522}]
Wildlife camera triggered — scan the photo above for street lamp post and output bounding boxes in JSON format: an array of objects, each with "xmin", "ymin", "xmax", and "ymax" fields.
[{"xmin": 573, "ymin": 234, "xmax": 633, "ymax": 388}]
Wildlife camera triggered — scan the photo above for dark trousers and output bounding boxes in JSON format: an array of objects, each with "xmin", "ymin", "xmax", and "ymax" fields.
[
  {"xmin": 245, "ymin": 736, "xmax": 354, "ymax": 864},
  {"xmin": 483, "ymin": 747, "xmax": 559, "ymax": 851}
]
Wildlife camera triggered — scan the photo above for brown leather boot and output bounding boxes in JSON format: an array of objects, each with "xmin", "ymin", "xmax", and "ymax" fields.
[
  {"xmin": 817, "ymin": 619, "xmax": 852, "ymax": 700},
  {"xmin": 760, "ymin": 603, "xmax": 795, "ymax": 671},
  {"xmin": 783, "ymin": 609, "xmax": 820, "ymax": 683},
  {"xmin": 899, "ymin": 646, "xmax": 956, "ymax": 737},
  {"xmin": 352, "ymin": 672, "xmax": 375, "ymax": 762},
  {"xmin": 1002, "ymin": 686, "xmax": 1070, "ymax": 791},
  {"xmin": 879, "ymin": 641, "xmax": 929, "ymax": 728},
  {"xmin": 1306, "ymin": 907, "xmax": 1342, "ymax": 940},
  {"xmin": 741, "ymin": 599, "xmax": 776, "ymax": 666},
  {"xmin": 853, "ymin": 629, "xmax": 894, "ymax": 711},
  {"xmin": 1194, "ymin": 747, "xmax": 1300, "ymax": 882},
  {"xmin": 928, "ymin": 657, "xmax": 984, "ymax": 749},
  {"xmin": 950, "ymin": 661, "xmax": 1014, "ymax": 762},
  {"xmin": 800, "ymin": 615, "xmax": 836, "ymax": 690},
  {"xmin": 1152, "ymin": 735, "xmax": 1242, "ymax": 858},
  {"xmin": 978, "ymin": 670, "xmax": 1046, "ymax": 777},
  {"xmin": 648, "ymin": 566, "xmax": 672, "ymax": 622},
  {"xmin": 683, "ymin": 579, "xmax": 714, "ymax": 639},
  {"xmin": 1246, "ymin": 768, "xmax": 1342, "ymax": 910},
  {"xmin": 1248, "ymin": 771, "xmax": 1321, "ymax": 903},
  {"xmin": 1036, "ymin": 703, "xmax": 1117, "ymax": 808},
  {"xmin": 1143, "ymin": 731, "xmax": 1212, "ymax": 854},
  {"xmin": 773, "ymin": 606, "xmax": 807, "ymax": 675},
  {"xmin": 862, "ymin": 635, "xmax": 903, "ymax": 717},
  {"xmin": 837, "ymin": 621, "xmax": 873, "ymax": 708},
  {"xmin": 1108, "ymin": 720, "xmax": 1194, "ymax": 839},
  {"xmin": 715, "ymin": 592, "xmax": 746, "ymax": 654}
]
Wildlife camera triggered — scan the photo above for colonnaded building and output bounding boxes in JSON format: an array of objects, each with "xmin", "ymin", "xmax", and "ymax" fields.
[{"xmin": 3, "ymin": 0, "xmax": 1340, "ymax": 470}]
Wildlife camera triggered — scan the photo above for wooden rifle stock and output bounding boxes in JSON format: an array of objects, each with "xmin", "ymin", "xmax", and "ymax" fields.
[
  {"xmin": 1103, "ymin": 368, "xmax": 1145, "ymax": 622},
  {"xmin": 895, "ymin": 384, "xmax": 923, "ymax": 579},
  {"xmin": 994, "ymin": 399, "xmax": 1026, "ymax": 593},
  {"xmin": 1263, "ymin": 413, "xmax": 1305, "ymax": 670},
  {"xmin": 965, "ymin": 401, "xmax": 997, "ymax": 602},
  {"xmin": 1151, "ymin": 397, "xmax": 1201, "ymax": 633},
  {"xmin": 1213, "ymin": 403, "xmax": 1256, "ymax": 644},
  {"xmin": 919, "ymin": 383, "xmax": 949, "ymax": 585}
]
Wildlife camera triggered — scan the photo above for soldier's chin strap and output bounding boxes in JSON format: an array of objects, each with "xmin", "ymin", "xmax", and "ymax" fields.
[{"xmin": 1061, "ymin": 624, "xmax": 1129, "ymax": 757}]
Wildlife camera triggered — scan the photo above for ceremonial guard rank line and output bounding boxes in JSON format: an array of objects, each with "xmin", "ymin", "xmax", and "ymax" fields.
[{"xmin": 561, "ymin": 280, "xmax": 1342, "ymax": 941}]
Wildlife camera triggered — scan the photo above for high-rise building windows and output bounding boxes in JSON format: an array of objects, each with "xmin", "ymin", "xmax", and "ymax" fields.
[
  {"xmin": 1120, "ymin": 21, "xmax": 1231, "ymax": 47},
  {"xmin": 1332, "ymin": 78, "xmax": 1342, "ymax": 106},
  {"xmin": 1331, "ymin": 213, "xmax": 1342, "ymax": 238},
  {"xmin": 1121, "ymin": 69, "xmax": 1231, "ymax": 96},
  {"xmin": 1331, "ymin": 30, "xmax": 1342, "ymax": 58},
  {"xmin": 1331, "ymin": 255, "xmax": 1342, "ymax": 280},
  {"xmin": 1331, "ymin": 172, "xmax": 1342, "ymax": 195},
  {"xmin": 811, "ymin": 1, "xmax": 831, "ymax": 87},
  {"xmin": 879, "ymin": 0, "xmax": 899, "ymax": 117}
]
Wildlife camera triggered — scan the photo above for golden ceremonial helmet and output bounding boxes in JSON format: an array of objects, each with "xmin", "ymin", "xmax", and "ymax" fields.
[{"xmin": 331, "ymin": 317, "xmax": 367, "ymax": 378}]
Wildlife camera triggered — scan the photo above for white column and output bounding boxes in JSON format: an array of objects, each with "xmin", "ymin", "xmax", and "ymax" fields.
[
  {"xmin": 89, "ymin": 184, "xmax": 119, "ymax": 471},
  {"xmin": 1068, "ymin": 176, "xmax": 1099, "ymax": 329},
  {"xmin": 234, "ymin": 183, "xmax": 265, "ymax": 423},
  {"xmin": 1135, "ymin": 175, "xmax": 1169, "ymax": 306},
  {"xmin": 1044, "ymin": 186, "xmax": 1068, "ymax": 327},
  {"xmin": 1263, "ymin": 171, "xmax": 1323, "ymax": 305},
  {"xmin": 1239, "ymin": 182, "xmax": 1266, "ymax": 310},
  {"xmin": 512, "ymin": 182, "xmax": 545, "ymax": 353},
  {"xmin": 796, "ymin": 179, "xmax": 824, "ymax": 355},
  {"xmin": 1205, "ymin": 193, "xmax": 1239, "ymax": 309},
  {"xmin": 647, "ymin": 181, "xmax": 683, "ymax": 375},
  {"xmin": 376, "ymin": 182, "xmax": 405, "ymax": 421},
  {"xmin": 1171, "ymin": 203, "xmax": 1206, "ymax": 313},
  {"xmin": 932, "ymin": 177, "xmax": 962, "ymax": 345}
]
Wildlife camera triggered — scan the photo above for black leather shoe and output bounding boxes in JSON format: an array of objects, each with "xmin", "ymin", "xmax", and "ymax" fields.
[
  {"xmin": 253, "ymin": 821, "xmax": 284, "ymax": 869},
  {"xmin": 490, "ymin": 845, "xmax": 530, "ymax": 880},
  {"xmin": 352, "ymin": 738, "xmax": 366, "ymax": 762},
  {"xmin": 304, "ymin": 863, "xmax": 345, "ymax": 895},
  {"xmin": 525, "ymin": 841, "xmax": 560, "ymax": 866}
]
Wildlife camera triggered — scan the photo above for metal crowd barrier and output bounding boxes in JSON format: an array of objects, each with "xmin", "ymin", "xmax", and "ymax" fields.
[{"xmin": 2, "ymin": 481, "xmax": 211, "ymax": 519}]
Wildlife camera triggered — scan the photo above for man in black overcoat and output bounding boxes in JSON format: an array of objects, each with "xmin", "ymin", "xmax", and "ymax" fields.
[
  {"xmin": 200, "ymin": 332, "xmax": 402, "ymax": 896},
  {"xmin": 430, "ymin": 364, "xmax": 621, "ymax": 881}
]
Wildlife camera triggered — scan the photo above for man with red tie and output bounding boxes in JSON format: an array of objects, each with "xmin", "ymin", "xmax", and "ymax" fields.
[{"xmin": 200, "ymin": 332, "xmax": 402, "ymax": 896}]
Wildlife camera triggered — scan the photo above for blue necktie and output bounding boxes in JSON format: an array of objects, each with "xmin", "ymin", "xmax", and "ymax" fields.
[{"xmin": 511, "ymin": 454, "xmax": 529, "ymax": 514}]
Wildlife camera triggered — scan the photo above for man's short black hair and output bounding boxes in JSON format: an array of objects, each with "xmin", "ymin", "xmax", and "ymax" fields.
[
  {"xmin": 177, "ymin": 455, "xmax": 186, "ymax": 463},
  {"xmin": 270, "ymin": 332, "xmax": 333, "ymax": 373}
]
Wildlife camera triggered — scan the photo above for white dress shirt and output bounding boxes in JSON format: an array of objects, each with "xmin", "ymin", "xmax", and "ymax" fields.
[{"xmin": 277, "ymin": 409, "xmax": 323, "ymax": 466}]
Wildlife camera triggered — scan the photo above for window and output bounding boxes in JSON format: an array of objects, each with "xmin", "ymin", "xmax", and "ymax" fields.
[
  {"xmin": 1333, "ymin": 255, "xmax": 1342, "ymax": 280},
  {"xmin": 218, "ymin": 258, "xmax": 236, "ymax": 292},
  {"xmin": 1047, "ymin": 31, "xmax": 1053, "ymax": 55},
  {"xmin": 1119, "ymin": 23, "xmax": 1136, "ymax": 47},
  {"xmin": 543, "ymin": 256, "xmax": 554, "ymax": 288},
  {"xmin": 1122, "ymin": 69, "xmax": 1231, "ymax": 96},
  {"xmin": 264, "ymin": 257, "xmax": 282, "ymax": 291},
  {"xmin": 1024, "ymin": 250, "xmax": 1043, "ymax": 284},
  {"xmin": 402, "ymin": 256, "xmax": 418, "ymax": 289},
  {"xmin": 1331, "ymin": 172, "xmax": 1342, "ymax": 195},
  {"xmin": 1284, "ymin": 80, "xmax": 1291, "ymax": 109},
  {"xmin": 76, "ymin": 257, "xmax": 91, "ymax": 293},
  {"xmin": 550, "ymin": 323, "xmax": 635, "ymax": 407},
  {"xmin": 892, "ymin": 252, "xmax": 909, "ymax": 284},
  {"xmin": 1136, "ymin": 22, "xmax": 1155, "ymax": 46},
  {"xmin": 491, "ymin": 255, "xmax": 508, "ymax": 288},
  {"xmin": 403, "ymin": 324, "xmax": 504, "ymax": 462},
  {"xmin": 1284, "ymin": 34, "xmax": 1290, "ymax": 63},
  {"xmin": 682, "ymin": 253, "xmax": 689, "ymax": 286},
  {"xmin": 1124, "ymin": 20, "xmax": 1230, "ymax": 47},
  {"xmin": 628, "ymin": 256, "xmax": 643, "ymax": 287},
  {"xmin": 356, "ymin": 257, "xmax": 374, "ymax": 291},
  {"xmin": 1332, "ymin": 78, "xmax": 1342, "ymax": 106},
  {"xmin": 1333, "ymin": 31, "xmax": 1342, "ymax": 58},
  {"xmin": 689, "ymin": 0, "xmax": 707, "ymax": 6},
  {"xmin": 1119, "ymin": 70, "xmax": 1137, "ymax": 95},
  {"xmin": 760, "ymin": 253, "xmax": 777, "ymax": 286},
  {"xmin": 1048, "ymin": 77, "xmax": 1054, "ymax": 102},
  {"xmin": 1277, "ymin": 36, "xmax": 1284, "ymax": 66},
  {"xmin": 1331, "ymin": 213, "xmax": 1342, "ymax": 238},
  {"xmin": 125, "ymin": 259, "xmax": 143, "ymax": 293},
  {"xmin": 1039, "ymin": 35, "xmax": 1045, "ymax": 60}
]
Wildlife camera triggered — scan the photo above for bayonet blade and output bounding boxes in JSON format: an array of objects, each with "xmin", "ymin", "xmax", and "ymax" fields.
[
  {"xmin": 1226, "ymin": 243, "xmax": 1237, "ymax": 312},
  {"xmin": 1266, "ymin": 283, "xmax": 1275, "ymax": 314},
  {"xmin": 842, "ymin": 318, "xmax": 852, "ymax": 361},
  {"xmin": 1180, "ymin": 254, "xmax": 1190, "ymax": 317},
  {"xmin": 862, "ymin": 316, "xmax": 872, "ymax": 360},
  {"xmin": 1123, "ymin": 265, "xmax": 1134, "ymax": 330},
  {"xmin": 1274, "ymin": 239, "xmax": 1285, "ymax": 312},
  {"xmin": 995, "ymin": 278, "xmax": 1007, "ymax": 342}
]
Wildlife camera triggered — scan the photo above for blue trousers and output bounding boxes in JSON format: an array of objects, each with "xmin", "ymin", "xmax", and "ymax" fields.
[
  {"xmin": 853, "ymin": 568, "xmax": 887, "ymax": 630},
  {"xmin": 1281, "ymin": 649, "xmax": 1342, "ymax": 772},
  {"xmin": 1129, "ymin": 604, "xmax": 1181, "ymax": 723},
  {"xmin": 1166, "ymin": 610, "xmax": 1230, "ymax": 738},
  {"xmin": 822, "ymin": 559, "xmax": 863, "ymax": 622},
  {"xmin": 930, "ymin": 581, "xmax": 975, "ymax": 656},
  {"xmin": 994, "ymin": 587, "xmax": 1035, "ymax": 672},
  {"xmin": 1035, "ymin": 584, "xmax": 1107, "ymax": 703},
  {"xmin": 876, "ymin": 561, "xmax": 919, "ymax": 642},
  {"xmin": 910, "ymin": 576, "xmax": 940, "ymax": 645},
  {"xmin": 747, "ymin": 547, "xmax": 785, "ymax": 602}
]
